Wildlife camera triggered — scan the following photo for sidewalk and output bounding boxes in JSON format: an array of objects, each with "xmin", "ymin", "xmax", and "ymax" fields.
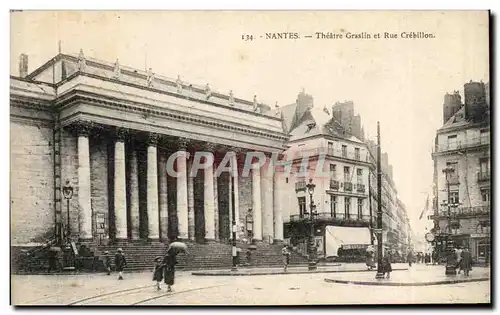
[
  {"xmin": 191, "ymin": 263, "xmax": 409, "ymax": 276},
  {"xmin": 324, "ymin": 265, "xmax": 490, "ymax": 286}
]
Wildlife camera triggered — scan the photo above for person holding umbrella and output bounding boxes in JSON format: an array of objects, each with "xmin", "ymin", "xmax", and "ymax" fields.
[{"xmin": 163, "ymin": 241, "xmax": 187, "ymax": 292}]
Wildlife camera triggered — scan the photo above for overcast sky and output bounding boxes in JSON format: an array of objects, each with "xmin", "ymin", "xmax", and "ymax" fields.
[{"xmin": 10, "ymin": 11, "xmax": 489, "ymax": 236}]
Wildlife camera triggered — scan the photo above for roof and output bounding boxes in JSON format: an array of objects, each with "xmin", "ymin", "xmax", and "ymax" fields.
[
  {"xmin": 289, "ymin": 105, "xmax": 363, "ymax": 143},
  {"xmin": 24, "ymin": 52, "xmax": 277, "ymax": 116}
]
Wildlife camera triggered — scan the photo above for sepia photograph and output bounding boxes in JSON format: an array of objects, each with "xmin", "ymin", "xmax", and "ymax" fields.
[{"xmin": 9, "ymin": 10, "xmax": 491, "ymax": 306}]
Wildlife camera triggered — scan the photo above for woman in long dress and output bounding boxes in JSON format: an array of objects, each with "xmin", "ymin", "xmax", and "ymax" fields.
[
  {"xmin": 365, "ymin": 247, "xmax": 376, "ymax": 270},
  {"xmin": 163, "ymin": 249, "xmax": 178, "ymax": 292}
]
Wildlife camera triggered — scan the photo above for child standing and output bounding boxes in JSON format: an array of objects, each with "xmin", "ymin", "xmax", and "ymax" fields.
[
  {"xmin": 114, "ymin": 248, "xmax": 127, "ymax": 280},
  {"xmin": 152, "ymin": 256, "xmax": 165, "ymax": 291},
  {"xmin": 282, "ymin": 245, "xmax": 290, "ymax": 272},
  {"xmin": 382, "ymin": 255, "xmax": 393, "ymax": 279},
  {"xmin": 103, "ymin": 251, "xmax": 111, "ymax": 275}
]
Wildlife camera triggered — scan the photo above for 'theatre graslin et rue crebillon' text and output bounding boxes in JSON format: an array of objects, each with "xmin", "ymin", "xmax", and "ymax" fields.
[{"xmin": 259, "ymin": 31, "xmax": 435, "ymax": 40}]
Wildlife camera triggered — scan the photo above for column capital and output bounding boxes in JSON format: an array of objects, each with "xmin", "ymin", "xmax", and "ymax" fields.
[
  {"xmin": 228, "ymin": 147, "xmax": 244, "ymax": 154},
  {"xmin": 114, "ymin": 127, "xmax": 129, "ymax": 142},
  {"xmin": 177, "ymin": 137, "xmax": 190, "ymax": 150},
  {"xmin": 147, "ymin": 133, "xmax": 160, "ymax": 147},
  {"xmin": 72, "ymin": 121, "xmax": 94, "ymax": 137},
  {"xmin": 204, "ymin": 142, "xmax": 218, "ymax": 152}
]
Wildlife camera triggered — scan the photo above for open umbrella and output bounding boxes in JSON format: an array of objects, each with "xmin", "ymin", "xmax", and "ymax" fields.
[{"xmin": 167, "ymin": 241, "xmax": 187, "ymax": 254}]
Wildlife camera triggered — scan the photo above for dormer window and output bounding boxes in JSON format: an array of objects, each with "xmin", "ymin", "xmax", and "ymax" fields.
[{"xmin": 306, "ymin": 122, "xmax": 316, "ymax": 132}]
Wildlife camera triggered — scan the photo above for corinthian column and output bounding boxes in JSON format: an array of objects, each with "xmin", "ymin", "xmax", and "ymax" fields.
[
  {"xmin": 176, "ymin": 138, "xmax": 189, "ymax": 240},
  {"xmin": 158, "ymin": 145, "xmax": 168, "ymax": 242},
  {"xmin": 261, "ymin": 156, "xmax": 274, "ymax": 243},
  {"xmin": 204, "ymin": 144, "xmax": 216, "ymax": 241},
  {"xmin": 76, "ymin": 122, "xmax": 93, "ymax": 241},
  {"xmin": 147, "ymin": 133, "xmax": 160, "ymax": 240},
  {"xmin": 213, "ymin": 164, "xmax": 219, "ymax": 241},
  {"xmin": 231, "ymin": 150, "xmax": 240, "ymax": 239},
  {"xmin": 252, "ymin": 162, "xmax": 262, "ymax": 241},
  {"xmin": 187, "ymin": 159, "xmax": 195, "ymax": 241},
  {"xmin": 129, "ymin": 142, "xmax": 140, "ymax": 240},
  {"xmin": 273, "ymin": 162, "xmax": 284, "ymax": 242},
  {"xmin": 114, "ymin": 128, "xmax": 128, "ymax": 240}
]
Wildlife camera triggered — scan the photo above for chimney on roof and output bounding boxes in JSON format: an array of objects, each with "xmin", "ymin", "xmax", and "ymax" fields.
[{"xmin": 19, "ymin": 54, "xmax": 28, "ymax": 78}]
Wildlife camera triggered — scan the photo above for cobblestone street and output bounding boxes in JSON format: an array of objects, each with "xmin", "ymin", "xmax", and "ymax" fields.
[{"xmin": 11, "ymin": 264, "xmax": 490, "ymax": 305}]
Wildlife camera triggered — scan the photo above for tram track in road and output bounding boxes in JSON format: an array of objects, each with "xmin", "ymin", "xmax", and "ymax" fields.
[
  {"xmin": 131, "ymin": 284, "xmax": 226, "ymax": 305},
  {"xmin": 67, "ymin": 283, "xmax": 227, "ymax": 305},
  {"xmin": 67, "ymin": 284, "xmax": 155, "ymax": 305}
]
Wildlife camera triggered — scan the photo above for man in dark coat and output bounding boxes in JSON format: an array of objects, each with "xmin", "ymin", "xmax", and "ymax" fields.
[
  {"xmin": 114, "ymin": 248, "xmax": 127, "ymax": 280},
  {"xmin": 382, "ymin": 254, "xmax": 393, "ymax": 279},
  {"xmin": 163, "ymin": 249, "xmax": 178, "ymax": 292},
  {"xmin": 460, "ymin": 248, "xmax": 473, "ymax": 276},
  {"xmin": 407, "ymin": 251, "xmax": 414, "ymax": 267}
]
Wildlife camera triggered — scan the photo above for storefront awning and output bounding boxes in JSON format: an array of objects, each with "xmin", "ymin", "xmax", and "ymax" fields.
[{"xmin": 325, "ymin": 226, "xmax": 372, "ymax": 257}]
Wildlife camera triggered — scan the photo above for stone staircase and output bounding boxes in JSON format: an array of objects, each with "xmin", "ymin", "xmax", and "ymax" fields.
[
  {"xmin": 95, "ymin": 241, "xmax": 309, "ymax": 271},
  {"xmin": 240, "ymin": 243, "xmax": 309, "ymax": 267},
  {"xmin": 13, "ymin": 240, "xmax": 311, "ymax": 273}
]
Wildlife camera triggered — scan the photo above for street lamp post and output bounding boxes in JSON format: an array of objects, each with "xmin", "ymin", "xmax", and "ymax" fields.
[
  {"xmin": 230, "ymin": 172, "xmax": 237, "ymax": 271},
  {"xmin": 306, "ymin": 179, "xmax": 317, "ymax": 271},
  {"xmin": 442, "ymin": 166, "xmax": 457, "ymax": 276},
  {"xmin": 375, "ymin": 122, "xmax": 385, "ymax": 280},
  {"xmin": 62, "ymin": 181, "xmax": 74, "ymax": 241}
]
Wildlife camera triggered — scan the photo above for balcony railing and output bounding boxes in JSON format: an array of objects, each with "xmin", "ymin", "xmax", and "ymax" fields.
[
  {"xmin": 435, "ymin": 136, "xmax": 490, "ymax": 153},
  {"xmin": 344, "ymin": 182, "xmax": 353, "ymax": 192},
  {"xmin": 447, "ymin": 175, "xmax": 460, "ymax": 185},
  {"xmin": 478, "ymin": 171, "xmax": 491, "ymax": 182},
  {"xmin": 330, "ymin": 180, "xmax": 339, "ymax": 190},
  {"xmin": 287, "ymin": 147, "xmax": 370, "ymax": 163},
  {"xmin": 295, "ymin": 180, "xmax": 306, "ymax": 191},
  {"xmin": 290, "ymin": 213, "xmax": 371, "ymax": 227},
  {"xmin": 428, "ymin": 205, "xmax": 490, "ymax": 220},
  {"xmin": 356, "ymin": 183, "xmax": 366, "ymax": 193}
]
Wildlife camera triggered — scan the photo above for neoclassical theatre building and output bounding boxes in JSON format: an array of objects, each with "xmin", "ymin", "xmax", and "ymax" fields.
[
  {"xmin": 11, "ymin": 51, "xmax": 292, "ymax": 255},
  {"xmin": 12, "ymin": 51, "xmax": 389, "ymax": 269}
]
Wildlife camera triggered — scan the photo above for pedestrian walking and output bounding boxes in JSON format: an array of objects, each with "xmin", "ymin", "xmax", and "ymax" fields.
[
  {"xmin": 163, "ymin": 248, "xmax": 178, "ymax": 292},
  {"xmin": 103, "ymin": 251, "xmax": 112, "ymax": 275},
  {"xmin": 460, "ymin": 248, "xmax": 473, "ymax": 277},
  {"xmin": 455, "ymin": 247, "xmax": 463, "ymax": 274},
  {"xmin": 381, "ymin": 255, "xmax": 392, "ymax": 279},
  {"xmin": 432, "ymin": 250, "xmax": 438, "ymax": 265},
  {"xmin": 152, "ymin": 256, "xmax": 165, "ymax": 291},
  {"xmin": 114, "ymin": 248, "xmax": 127, "ymax": 280},
  {"xmin": 365, "ymin": 246, "xmax": 376, "ymax": 270},
  {"xmin": 282, "ymin": 245, "xmax": 291, "ymax": 272},
  {"xmin": 47, "ymin": 248, "xmax": 59, "ymax": 273},
  {"xmin": 162, "ymin": 241, "xmax": 187, "ymax": 292},
  {"xmin": 407, "ymin": 251, "xmax": 413, "ymax": 267}
]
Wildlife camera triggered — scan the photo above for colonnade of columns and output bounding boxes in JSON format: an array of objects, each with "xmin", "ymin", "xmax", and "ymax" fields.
[{"xmin": 74, "ymin": 123, "xmax": 284, "ymax": 243}]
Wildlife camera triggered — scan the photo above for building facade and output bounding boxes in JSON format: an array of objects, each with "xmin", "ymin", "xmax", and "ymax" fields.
[
  {"xmin": 11, "ymin": 51, "xmax": 290, "ymax": 251},
  {"xmin": 279, "ymin": 94, "xmax": 372, "ymax": 261},
  {"xmin": 366, "ymin": 140, "xmax": 411, "ymax": 260},
  {"xmin": 430, "ymin": 80, "xmax": 491, "ymax": 264}
]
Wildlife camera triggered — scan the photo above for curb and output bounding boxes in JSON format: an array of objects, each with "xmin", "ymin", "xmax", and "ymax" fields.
[
  {"xmin": 324, "ymin": 277, "xmax": 490, "ymax": 287},
  {"xmin": 191, "ymin": 268, "xmax": 409, "ymax": 276}
]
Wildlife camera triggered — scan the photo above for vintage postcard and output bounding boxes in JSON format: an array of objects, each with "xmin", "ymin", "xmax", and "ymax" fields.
[{"xmin": 9, "ymin": 10, "xmax": 490, "ymax": 306}]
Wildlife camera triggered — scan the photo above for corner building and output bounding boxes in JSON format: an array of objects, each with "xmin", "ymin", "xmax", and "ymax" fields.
[{"xmin": 430, "ymin": 80, "xmax": 491, "ymax": 264}]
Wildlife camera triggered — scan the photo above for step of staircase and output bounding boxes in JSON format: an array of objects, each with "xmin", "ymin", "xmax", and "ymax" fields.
[{"xmin": 14, "ymin": 241, "xmax": 311, "ymax": 273}]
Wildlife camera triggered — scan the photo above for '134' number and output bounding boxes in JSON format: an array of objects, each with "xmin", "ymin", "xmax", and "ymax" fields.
[{"xmin": 242, "ymin": 34, "xmax": 254, "ymax": 41}]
